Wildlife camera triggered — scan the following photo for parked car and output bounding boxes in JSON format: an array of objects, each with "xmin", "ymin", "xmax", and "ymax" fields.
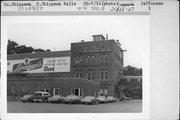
[
  {"xmin": 64, "ymin": 95, "xmax": 81, "ymax": 104},
  {"xmin": 107, "ymin": 96, "xmax": 117, "ymax": 103},
  {"xmin": 81, "ymin": 96, "xmax": 99, "ymax": 105},
  {"xmin": 32, "ymin": 91, "xmax": 51, "ymax": 103},
  {"xmin": 119, "ymin": 96, "xmax": 132, "ymax": 101},
  {"xmin": 47, "ymin": 95, "xmax": 64, "ymax": 103},
  {"xmin": 20, "ymin": 95, "xmax": 33, "ymax": 103},
  {"xmin": 96, "ymin": 96, "xmax": 108, "ymax": 103}
]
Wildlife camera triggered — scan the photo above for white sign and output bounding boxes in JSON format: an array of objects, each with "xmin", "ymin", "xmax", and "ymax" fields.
[{"xmin": 7, "ymin": 57, "xmax": 70, "ymax": 73}]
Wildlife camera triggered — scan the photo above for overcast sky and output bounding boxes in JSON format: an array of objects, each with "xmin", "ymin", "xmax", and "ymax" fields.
[{"xmin": 7, "ymin": 15, "xmax": 149, "ymax": 68}]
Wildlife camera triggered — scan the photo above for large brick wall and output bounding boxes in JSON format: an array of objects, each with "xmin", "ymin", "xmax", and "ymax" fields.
[
  {"xmin": 71, "ymin": 37, "xmax": 124, "ymax": 97},
  {"xmin": 7, "ymin": 74, "xmax": 99, "ymax": 97}
]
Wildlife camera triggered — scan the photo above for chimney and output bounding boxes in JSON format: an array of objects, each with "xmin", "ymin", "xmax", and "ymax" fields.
[
  {"xmin": 106, "ymin": 34, "xmax": 108, "ymax": 40},
  {"xmin": 92, "ymin": 34, "xmax": 105, "ymax": 41},
  {"xmin": 81, "ymin": 40, "xmax": 84, "ymax": 42}
]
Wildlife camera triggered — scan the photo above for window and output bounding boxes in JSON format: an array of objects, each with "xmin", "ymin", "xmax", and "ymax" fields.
[
  {"xmin": 10, "ymin": 85, "xmax": 16, "ymax": 93},
  {"xmin": 92, "ymin": 56, "xmax": 95, "ymax": 63},
  {"xmin": 75, "ymin": 72, "xmax": 79, "ymax": 78},
  {"xmin": 100, "ymin": 55, "xmax": 108, "ymax": 62},
  {"xmin": 87, "ymin": 56, "xmax": 95, "ymax": 63},
  {"xmin": 22, "ymin": 85, "xmax": 27, "ymax": 92},
  {"xmin": 104, "ymin": 55, "xmax": 108, "ymax": 62},
  {"xmin": 71, "ymin": 88, "xmax": 83, "ymax": 96},
  {"xmin": 107, "ymin": 46, "xmax": 111, "ymax": 51},
  {"xmin": 101, "ymin": 46, "xmax": 105, "ymax": 51},
  {"xmin": 104, "ymin": 89, "xmax": 108, "ymax": 95},
  {"xmin": 99, "ymin": 89, "xmax": 108, "ymax": 96},
  {"xmin": 87, "ymin": 71, "xmax": 95, "ymax": 80},
  {"xmin": 75, "ymin": 57, "xmax": 79, "ymax": 64},
  {"xmin": 79, "ymin": 72, "xmax": 82, "ymax": 78},
  {"xmin": 43, "ymin": 93, "xmax": 50, "ymax": 96},
  {"xmin": 90, "ymin": 47, "xmax": 93, "ymax": 52},
  {"xmin": 100, "ymin": 71, "xmax": 108, "ymax": 80},
  {"xmin": 75, "ymin": 72, "xmax": 82, "ymax": 78},
  {"xmin": 100, "ymin": 89, "xmax": 103, "ymax": 96},
  {"xmin": 79, "ymin": 56, "xmax": 83, "ymax": 63},
  {"xmin": 92, "ymin": 72, "xmax": 95, "ymax": 80},
  {"xmin": 84, "ymin": 47, "xmax": 87, "ymax": 52},
  {"xmin": 75, "ymin": 56, "xmax": 83, "ymax": 64},
  {"xmin": 87, "ymin": 72, "xmax": 91, "ymax": 80},
  {"xmin": 40, "ymin": 89, "xmax": 50, "ymax": 92},
  {"xmin": 100, "ymin": 71, "xmax": 104, "ymax": 80},
  {"xmin": 53, "ymin": 88, "xmax": 62, "ymax": 95},
  {"xmin": 95, "ymin": 46, "xmax": 99, "ymax": 52},
  {"xmin": 104, "ymin": 71, "xmax": 108, "ymax": 80},
  {"xmin": 100, "ymin": 55, "xmax": 104, "ymax": 62},
  {"xmin": 127, "ymin": 79, "xmax": 130, "ymax": 82},
  {"xmin": 87, "ymin": 56, "xmax": 91, "ymax": 63}
]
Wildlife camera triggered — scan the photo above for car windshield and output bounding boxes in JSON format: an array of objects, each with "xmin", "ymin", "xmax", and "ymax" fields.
[
  {"xmin": 23, "ymin": 95, "xmax": 32, "ymax": 98},
  {"xmin": 52, "ymin": 95, "xmax": 62, "ymax": 98},
  {"xmin": 43, "ymin": 93, "xmax": 50, "ymax": 96},
  {"xmin": 107, "ymin": 96, "xmax": 113, "ymax": 99},
  {"xmin": 34, "ymin": 93, "xmax": 42, "ymax": 97},
  {"xmin": 66, "ymin": 95, "xmax": 77, "ymax": 98},
  {"xmin": 84, "ymin": 96, "xmax": 94, "ymax": 99},
  {"xmin": 98, "ymin": 96, "xmax": 105, "ymax": 98}
]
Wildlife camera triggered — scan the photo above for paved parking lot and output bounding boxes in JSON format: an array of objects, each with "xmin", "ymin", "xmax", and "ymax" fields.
[{"xmin": 7, "ymin": 99, "xmax": 142, "ymax": 113}]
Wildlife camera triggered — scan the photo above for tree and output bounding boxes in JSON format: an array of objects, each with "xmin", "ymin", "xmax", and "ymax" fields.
[
  {"xmin": 7, "ymin": 40, "xmax": 51, "ymax": 55},
  {"xmin": 16, "ymin": 45, "xmax": 34, "ymax": 54},
  {"xmin": 7, "ymin": 40, "xmax": 18, "ymax": 54},
  {"xmin": 34, "ymin": 48, "xmax": 45, "ymax": 52},
  {"xmin": 123, "ymin": 65, "xmax": 142, "ymax": 76}
]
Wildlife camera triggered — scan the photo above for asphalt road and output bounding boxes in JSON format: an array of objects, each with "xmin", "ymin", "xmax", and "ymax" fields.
[{"xmin": 7, "ymin": 99, "xmax": 142, "ymax": 113}]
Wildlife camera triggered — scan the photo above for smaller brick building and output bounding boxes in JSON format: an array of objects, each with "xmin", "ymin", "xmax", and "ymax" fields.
[
  {"xmin": 118, "ymin": 76, "xmax": 142, "ymax": 99},
  {"xmin": 7, "ymin": 74, "xmax": 99, "ymax": 97},
  {"xmin": 7, "ymin": 50, "xmax": 99, "ymax": 97}
]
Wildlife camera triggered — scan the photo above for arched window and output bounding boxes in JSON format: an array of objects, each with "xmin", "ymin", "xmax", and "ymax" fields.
[
  {"xmin": 104, "ymin": 55, "xmax": 108, "ymax": 62},
  {"xmin": 95, "ymin": 46, "xmax": 99, "ymax": 52},
  {"xmin": 22, "ymin": 85, "xmax": 27, "ymax": 92},
  {"xmin": 10, "ymin": 85, "xmax": 16, "ymax": 93},
  {"xmin": 101, "ymin": 46, "xmax": 105, "ymax": 51},
  {"xmin": 90, "ymin": 47, "xmax": 93, "ymax": 52}
]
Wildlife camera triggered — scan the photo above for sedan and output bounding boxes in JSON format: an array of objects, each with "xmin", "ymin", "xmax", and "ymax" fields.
[
  {"xmin": 119, "ymin": 96, "xmax": 132, "ymax": 101},
  {"xmin": 96, "ymin": 96, "xmax": 108, "ymax": 103},
  {"xmin": 20, "ymin": 95, "xmax": 33, "ymax": 103},
  {"xmin": 81, "ymin": 96, "xmax": 99, "ymax": 105},
  {"xmin": 107, "ymin": 96, "xmax": 117, "ymax": 103},
  {"xmin": 47, "ymin": 95, "xmax": 64, "ymax": 103},
  {"xmin": 64, "ymin": 95, "xmax": 81, "ymax": 104}
]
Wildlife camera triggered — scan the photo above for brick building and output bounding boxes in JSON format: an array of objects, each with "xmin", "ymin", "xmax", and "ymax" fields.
[
  {"xmin": 118, "ymin": 76, "xmax": 142, "ymax": 99},
  {"xmin": 7, "ymin": 34, "xmax": 141, "ymax": 98},
  {"xmin": 71, "ymin": 35, "xmax": 124, "ymax": 97}
]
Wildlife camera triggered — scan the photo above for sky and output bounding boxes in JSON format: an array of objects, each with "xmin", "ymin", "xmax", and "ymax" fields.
[{"xmin": 7, "ymin": 15, "xmax": 149, "ymax": 68}]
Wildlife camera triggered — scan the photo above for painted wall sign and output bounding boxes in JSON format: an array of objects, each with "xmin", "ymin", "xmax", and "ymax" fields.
[{"xmin": 7, "ymin": 57, "xmax": 70, "ymax": 73}]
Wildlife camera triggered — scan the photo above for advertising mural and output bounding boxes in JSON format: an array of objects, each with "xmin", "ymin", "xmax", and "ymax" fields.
[{"xmin": 7, "ymin": 57, "xmax": 70, "ymax": 73}]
